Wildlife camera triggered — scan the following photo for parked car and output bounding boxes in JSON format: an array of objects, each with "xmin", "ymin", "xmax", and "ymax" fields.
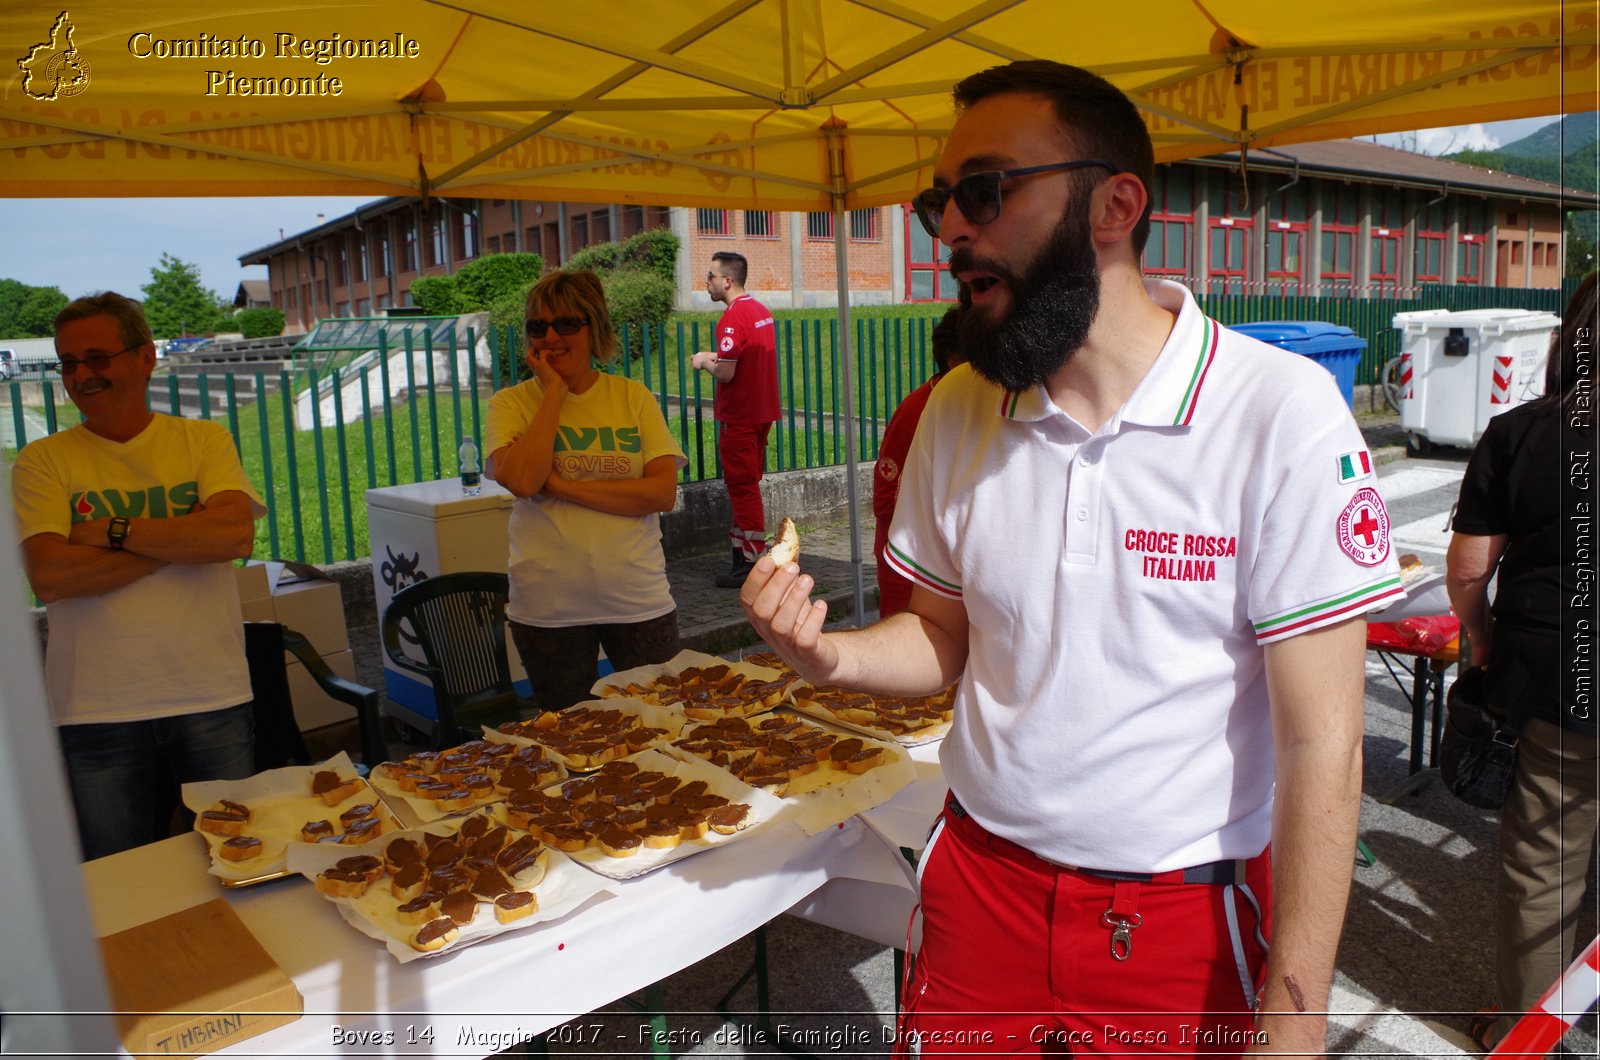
[{"xmin": 0, "ymin": 349, "xmax": 15, "ymax": 380}]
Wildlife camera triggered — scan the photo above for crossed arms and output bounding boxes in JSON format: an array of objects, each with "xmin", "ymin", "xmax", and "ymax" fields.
[{"xmin": 22, "ymin": 490, "xmax": 257, "ymax": 603}]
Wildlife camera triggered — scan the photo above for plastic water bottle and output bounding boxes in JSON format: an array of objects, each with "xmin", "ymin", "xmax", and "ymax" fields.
[{"xmin": 458, "ymin": 436, "xmax": 482, "ymax": 496}]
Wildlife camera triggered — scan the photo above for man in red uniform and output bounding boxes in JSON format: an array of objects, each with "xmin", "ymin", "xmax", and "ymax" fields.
[
  {"xmin": 872, "ymin": 305, "xmax": 965, "ymax": 616},
  {"xmin": 691, "ymin": 251, "xmax": 780, "ymax": 588}
]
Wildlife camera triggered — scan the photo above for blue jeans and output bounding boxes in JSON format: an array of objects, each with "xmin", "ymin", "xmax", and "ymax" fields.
[{"xmin": 57, "ymin": 702, "xmax": 255, "ymax": 861}]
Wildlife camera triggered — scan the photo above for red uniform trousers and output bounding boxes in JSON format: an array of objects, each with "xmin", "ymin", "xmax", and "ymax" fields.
[
  {"xmin": 897, "ymin": 797, "xmax": 1272, "ymax": 1057},
  {"xmin": 719, "ymin": 421, "xmax": 772, "ymax": 561}
]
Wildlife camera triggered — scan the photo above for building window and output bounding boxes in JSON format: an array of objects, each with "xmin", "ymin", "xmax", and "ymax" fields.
[
  {"xmin": 1320, "ymin": 227, "xmax": 1357, "ymax": 291},
  {"xmin": 1142, "ymin": 168, "xmax": 1193, "ymax": 279},
  {"xmin": 354, "ymin": 240, "xmax": 368, "ymax": 284},
  {"xmin": 355, "ymin": 297, "xmax": 370, "ymax": 316},
  {"xmin": 428, "ymin": 215, "xmax": 447, "ymax": 268},
  {"xmin": 334, "ymin": 244, "xmax": 349, "ymax": 287},
  {"xmin": 1414, "ymin": 230, "xmax": 1447, "ymax": 284},
  {"xmin": 402, "ymin": 228, "xmax": 418, "ymax": 272},
  {"xmin": 697, "ymin": 209, "xmax": 729, "ymax": 235},
  {"xmin": 373, "ymin": 232, "xmax": 390, "ymax": 276},
  {"xmin": 1265, "ymin": 224, "xmax": 1306, "ymax": 295},
  {"xmin": 1207, "ymin": 219, "xmax": 1252, "ymax": 295},
  {"xmin": 1457, "ymin": 200, "xmax": 1487, "ymax": 285},
  {"xmin": 849, "ymin": 208, "xmax": 879, "ymax": 242},
  {"xmin": 487, "ymin": 235, "xmax": 501, "ymax": 255},
  {"xmin": 1510, "ymin": 241, "xmax": 1525, "ymax": 266},
  {"xmin": 903, "ymin": 205, "xmax": 955, "ymax": 301},
  {"xmin": 592, "ymin": 210, "xmax": 611, "ymax": 244},
  {"xmin": 623, "ymin": 205, "xmax": 646, "ymax": 238},
  {"xmin": 572, "ymin": 213, "xmax": 589, "ymax": 250},
  {"xmin": 457, "ymin": 210, "xmax": 478, "ymax": 260},
  {"xmin": 806, "ymin": 212, "xmax": 834, "ymax": 240},
  {"xmin": 745, "ymin": 210, "xmax": 777, "ymax": 239}
]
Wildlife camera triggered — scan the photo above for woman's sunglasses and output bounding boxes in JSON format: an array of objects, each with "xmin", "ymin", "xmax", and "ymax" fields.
[
  {"xmin": 911, "ymin": 160, "xmax": 1115, "ymax": 238},
  {"xmin": 525, "ymin": 316, "xmax": 590, "ymax": 339}
]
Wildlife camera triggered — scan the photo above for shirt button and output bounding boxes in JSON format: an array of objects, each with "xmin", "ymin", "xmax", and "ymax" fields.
[
  {"xmin": 1075, "ymin": 509, "xmax": 1088, "ymax": 521},
  {"xmin": 1078, "ymin": 456, "xmax": 1091, "ymax": 468}
]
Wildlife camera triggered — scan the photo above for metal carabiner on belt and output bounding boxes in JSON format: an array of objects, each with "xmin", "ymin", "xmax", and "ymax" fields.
[{"xmin": 1099, "ymin": 909, "xmax": 1143, "ymax": 961}]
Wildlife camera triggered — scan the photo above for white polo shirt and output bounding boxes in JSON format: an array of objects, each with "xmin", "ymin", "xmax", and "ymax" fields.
[{"xmin": 885, "ymin": 279, "xmax": 1402, "ymax": 872}]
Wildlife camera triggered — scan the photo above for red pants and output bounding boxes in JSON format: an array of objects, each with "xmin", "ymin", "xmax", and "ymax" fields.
[
  {"xmin": 897, "ymin": 799, "xmax": 1272, "ymax": 1057},
  {"xmin": 719, "ymin": 421, "xmax": 771, "ymax": 560}
]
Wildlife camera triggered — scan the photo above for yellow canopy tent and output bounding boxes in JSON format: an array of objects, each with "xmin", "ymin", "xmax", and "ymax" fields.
[
  {"xmin": 2, "ymin": 1, "xmax": 1592, "ymax": 204},
  {"xmin": 4, "ymin": 0, "xmax": 1594, "ymax": 612}
]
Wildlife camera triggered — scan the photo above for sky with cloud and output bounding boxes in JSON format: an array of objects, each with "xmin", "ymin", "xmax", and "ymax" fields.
[{"xmin": 0, "ymin": 117, "xmax": 1565, "ymax": 310}]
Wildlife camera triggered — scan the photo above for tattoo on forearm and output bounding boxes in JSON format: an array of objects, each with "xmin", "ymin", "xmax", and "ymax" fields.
[{"xmin": 1283, "ymin": 975, "xmax": 1308, "ymax": 1013}]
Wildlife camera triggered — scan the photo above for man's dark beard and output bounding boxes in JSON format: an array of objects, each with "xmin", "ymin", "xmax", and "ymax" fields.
[{"xmin": 952, "ymin": 196, "xmax": 1100, "ymax": 392}]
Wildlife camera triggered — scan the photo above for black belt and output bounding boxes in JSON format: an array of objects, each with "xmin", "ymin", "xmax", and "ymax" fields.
[{"xmin": 946, "ymin": 795, "xmax": 1250, "ymax": 886}]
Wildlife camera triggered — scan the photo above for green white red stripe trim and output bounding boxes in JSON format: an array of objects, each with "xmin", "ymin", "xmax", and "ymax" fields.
[
  {"xmin": 884, "ymin": 542, "xmax": 962, "ymax": 600},
  {"xmin": 1172, "ymin": 316, "xmax": 1220, "ymax": 426},
  {"xmin": 1253, "ymin": 574, "xmax": 1404, "ymax": 643},
  {"xmin": 997, "ymin": 389, "xmax": 1022, "ymax": 419}
]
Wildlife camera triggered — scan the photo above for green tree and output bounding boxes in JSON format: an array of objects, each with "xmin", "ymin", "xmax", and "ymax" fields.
[
  {"xmin": 140, "ymin": 254, "xmax": 224, "ymax": 338},
  {"xmin": 408, "ymin": 274, "xmax": 464, "ymax": 314},
  {"xmin": 235, "ymin": 306, "xmax": 287, "ymax": 338},
  {"xmin": 0, "ymin": 278, "xmax": 69, "ymax": 337},
  {"xmin": 453, "ymin": 252, "xmax": 542, "ymax": 309}
]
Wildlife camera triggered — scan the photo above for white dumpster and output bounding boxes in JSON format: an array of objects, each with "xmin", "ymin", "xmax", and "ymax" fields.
[
  {"xmin": 365, "ymin": 479, "xmax": 527, "ymax": 734},
  {"xmin": 1392, "ymin": 307, "xmax": 1560, "ymax": 451}
]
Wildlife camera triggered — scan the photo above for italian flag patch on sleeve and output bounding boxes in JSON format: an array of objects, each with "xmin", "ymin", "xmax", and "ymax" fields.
[{"xmin": 1337, "ymin": 449, "xmax": 1373, "ymax": 484}]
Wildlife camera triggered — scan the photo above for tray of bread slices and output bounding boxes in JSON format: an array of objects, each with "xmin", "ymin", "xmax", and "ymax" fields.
[
  {"xmin": 492, "ymin": 749, "xmax": 783, "ymax": 880},
  {"xmin": 486, "ymin": 697, "xmax": 685, "ymax": 771},
  {"xmin": 285, "ymin": 808, "xmax": 611, "ymax": 962},
  {"xmin": 670, "ymin": 712, "xmax": 916, "ymax": 835},
  {"xmin": 595, "ymin": 649, "xmax": 797, "ymax": 721},
  {"xmin": 370, "ymin": 738, "xmax": 568, "ymax": 824},
  {"xmin": 740, "ymin": 651, "xmax": 956, "ymax": 747},
  {"xmin": 182, "ymin": 752, "xmax": 402, "ymax": 887}
]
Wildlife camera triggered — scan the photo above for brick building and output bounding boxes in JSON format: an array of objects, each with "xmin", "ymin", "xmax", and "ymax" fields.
[{"xmin": 240, "ymin": 138, "xmax": 1593, "ymax": 335}]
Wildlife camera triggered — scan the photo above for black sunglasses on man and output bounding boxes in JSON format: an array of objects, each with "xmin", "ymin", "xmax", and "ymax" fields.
[{"xmin": 912, "ymin": 160, "xmax": 1116, "ymax": 239}]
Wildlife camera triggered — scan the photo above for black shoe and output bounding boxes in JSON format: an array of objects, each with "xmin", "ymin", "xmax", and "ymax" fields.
[
  {"xmin": 715, "ymin": 548, "xmax": 755, "ymax": 588},
  {"xmin": 715, "ymin": 562, "xmax": 755, "ymax": 588}
]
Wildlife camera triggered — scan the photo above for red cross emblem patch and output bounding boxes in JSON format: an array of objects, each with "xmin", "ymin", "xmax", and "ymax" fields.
[{"xmin": 1337, "ymin": 487, "xmax": 1391, "ymax": 566}]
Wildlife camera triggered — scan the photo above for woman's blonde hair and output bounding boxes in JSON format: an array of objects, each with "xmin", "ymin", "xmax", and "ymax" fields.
[{"xmin": 525, "ymin": 269, "xmax": 617, "ymax": 362}]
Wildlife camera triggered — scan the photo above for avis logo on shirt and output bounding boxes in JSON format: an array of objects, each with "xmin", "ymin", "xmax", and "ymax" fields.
[{"xmin": 71, "ymin": 481, "xmax": 199, "ymax": 522}]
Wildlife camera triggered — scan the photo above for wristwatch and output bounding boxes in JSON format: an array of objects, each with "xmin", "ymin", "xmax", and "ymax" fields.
[{"xmin": 107, "ymin": 516, "xmax": 131, "ymax": 551}]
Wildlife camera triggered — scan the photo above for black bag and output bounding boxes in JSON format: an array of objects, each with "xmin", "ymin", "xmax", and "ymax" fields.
[{"xmin": 1438, "ymin": 665, "xmax": 1520, "ymax": 810}]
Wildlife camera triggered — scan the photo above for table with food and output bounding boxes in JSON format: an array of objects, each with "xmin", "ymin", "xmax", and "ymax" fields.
[{"xmin": 82, "ymin": 647, "xmax": 952, "ymax": 1056}]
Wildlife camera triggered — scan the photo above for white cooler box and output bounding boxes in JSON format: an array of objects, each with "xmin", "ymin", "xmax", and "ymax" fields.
[
  {"xmin": 364, "ymin": 479, "xmax": 528, "ymax": 734},
  {"xmin": 1392, "ymin": 307, "xmax": 1559, "ymax": 450}
]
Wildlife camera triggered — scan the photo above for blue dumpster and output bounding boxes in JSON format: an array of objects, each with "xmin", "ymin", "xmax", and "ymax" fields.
[{"xmin": 1228, "ymin": 321, "xmax": 1366, "ymax": 408}]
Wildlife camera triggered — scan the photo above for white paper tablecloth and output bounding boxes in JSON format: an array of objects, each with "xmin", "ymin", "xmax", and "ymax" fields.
[{"xmin": 82, "ymin": 768, "xmax": 943, "ymax": 1057}]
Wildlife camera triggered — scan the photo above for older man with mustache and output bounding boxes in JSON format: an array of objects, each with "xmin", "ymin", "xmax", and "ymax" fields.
[{"xmin": 12, "ymin": 291, "xmax": 264, "ymax": 861}]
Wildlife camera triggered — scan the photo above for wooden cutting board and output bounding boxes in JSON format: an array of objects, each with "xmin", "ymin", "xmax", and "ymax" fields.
[{"xmin": 98, "ymin": 898, "xmax": 302, "ymax": 1058}]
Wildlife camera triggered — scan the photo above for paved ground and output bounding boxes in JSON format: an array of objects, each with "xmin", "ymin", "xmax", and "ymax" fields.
[{"xmin": 311, "ymin": 405, "xmax": 1598, "ymax": 1058}]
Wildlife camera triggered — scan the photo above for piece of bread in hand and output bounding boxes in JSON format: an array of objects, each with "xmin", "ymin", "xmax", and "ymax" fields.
[{"xmin": 768, "ymin": 516, "xmax": 800, "ymax": 567}]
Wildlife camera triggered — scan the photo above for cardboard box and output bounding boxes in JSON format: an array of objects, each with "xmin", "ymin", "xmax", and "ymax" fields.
[
  {"xmin": 284, "ymin": 648, "xmax": 358, "ymax": 732},
  {"xmin": 233, "ymin": 563, "xmax": 271, "ymax": 606},
  {"xmin": 271, "ymin": 579, "xmax": 349, "ymax": 655},
  {"xmin": 98, "ymin": 898, "xmax": 301, "ymax": 1058},
  {"xmin": 239, "ymin": 597, "xmax": 276, "ymax": 623}
]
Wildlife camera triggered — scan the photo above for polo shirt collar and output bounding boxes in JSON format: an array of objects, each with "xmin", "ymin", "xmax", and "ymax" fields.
[{"xmin": 991, "ymin": 279, "xmax": 1220, "ymax": 428}]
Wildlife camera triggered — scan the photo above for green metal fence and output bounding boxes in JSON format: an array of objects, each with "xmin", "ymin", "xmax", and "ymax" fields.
[{"xmin": 4, "ymin": 281, "xmax": 1574, "ymax": 566}]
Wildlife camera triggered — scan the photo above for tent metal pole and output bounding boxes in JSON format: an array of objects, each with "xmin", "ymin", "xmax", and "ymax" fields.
[{"xmin": 827, "ymin": 126, "xmax": 867, "ymax": 627}]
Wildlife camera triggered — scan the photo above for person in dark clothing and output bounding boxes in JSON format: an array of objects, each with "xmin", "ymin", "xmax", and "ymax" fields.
[{"xmin": 1447, "ymin": 271, "xmax": 1598, "ymax": 1048}]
